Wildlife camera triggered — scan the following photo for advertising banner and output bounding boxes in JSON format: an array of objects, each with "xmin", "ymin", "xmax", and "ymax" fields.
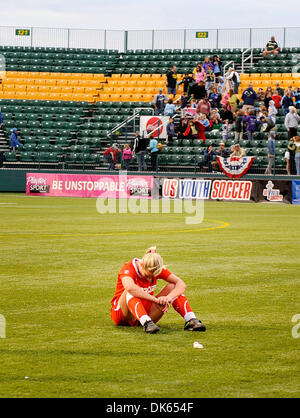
[
  {"xmin": 292, "ymin": 180, "xmax": 300, "ymax": 205},
  {"xmin": 160, "ymin": 177, "xmax": 292, "ymax": 203},
  {"xmin": 26, "ymin": 173, "xmax": 154, "ymax": 199},
  {"xmin": 140, "ymin": 116, "xmax": 169, "ymax": 139}
]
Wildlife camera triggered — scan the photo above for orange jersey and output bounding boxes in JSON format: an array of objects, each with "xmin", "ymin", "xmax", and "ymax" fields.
[{"xmin": 111, "ymin": 258, "xmax": 172, "ymax": 307}]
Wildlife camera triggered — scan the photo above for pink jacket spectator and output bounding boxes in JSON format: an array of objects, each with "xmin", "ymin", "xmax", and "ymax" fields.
[{"xmin": 122, "ymin": 148, "xmax": 133, "ymax": 160}]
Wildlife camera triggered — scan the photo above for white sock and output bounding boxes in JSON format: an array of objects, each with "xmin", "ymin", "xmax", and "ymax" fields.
[
  {"xmin": 140, "ymin": 315, "xmax": 152, "ymax": 326},
  {"xmin": 184, "ymin": 312, "xmax": 196, "ymax": 322}
]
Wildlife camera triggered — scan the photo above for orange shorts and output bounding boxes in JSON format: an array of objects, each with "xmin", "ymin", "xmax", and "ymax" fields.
[{"xmin": 111, "ymin": 298, "xmax": 153, "ymax": 327}]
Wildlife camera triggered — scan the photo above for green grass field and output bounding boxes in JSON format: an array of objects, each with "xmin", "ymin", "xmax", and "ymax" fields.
[{"xmin": 0, "ymin": 193, "xmax": 299, "ymax": 398}]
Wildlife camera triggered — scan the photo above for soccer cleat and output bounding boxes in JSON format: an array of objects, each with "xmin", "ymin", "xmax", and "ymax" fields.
[
  {"xmin": 184, "ymin": 318, "xmax": 206, "ymax": 332},
  {"xmin": 143, "ymin": 320, "xmax": 160, "ymax": 334}
]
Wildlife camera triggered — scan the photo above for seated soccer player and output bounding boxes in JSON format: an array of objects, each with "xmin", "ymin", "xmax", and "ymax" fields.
[{"xmin": 111, "ymin": 247, "xmax": 206, "ymax": 334}]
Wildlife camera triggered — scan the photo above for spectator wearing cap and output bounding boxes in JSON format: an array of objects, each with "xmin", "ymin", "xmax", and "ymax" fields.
[
  {"xmin": 265, "ymin": 131, "xmax": 276, "ymax": 175},
  {"xmin": 263, "ymin": 36, "xmax": 280, "ymax": 58},
  {"xmin": 153, "ymin": 89, "xmax": 168, "ymax": 116},
  {"xmin": 231, "ymin": 143, "xmax": 246, "ymax": 158},
  {"xmin": 103, "ymin": 143, "xmax": 121, "ymax": 170},
  {"xmin": 241, "ymin": 84, "xmax": 257, "ymax": 113}
]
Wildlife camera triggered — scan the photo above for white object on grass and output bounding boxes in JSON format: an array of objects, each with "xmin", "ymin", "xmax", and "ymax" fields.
[{"xmin": 193, "ymin": 342, "xmax": 203, "ymax": 349}]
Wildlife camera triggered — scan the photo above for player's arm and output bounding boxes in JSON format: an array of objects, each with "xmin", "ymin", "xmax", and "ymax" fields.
[
  {"xmin": 121, "ymin": 276, "xmax": 159, "ymax": 303},
  {"xmin": 158, "ymin": 273, "xmax": 187, "ymax": 306}
]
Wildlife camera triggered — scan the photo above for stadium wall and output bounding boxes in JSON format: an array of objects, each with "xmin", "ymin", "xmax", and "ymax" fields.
[{"xmin": 1, "ymin": 169, "xmax": 299, "ymax": 204}]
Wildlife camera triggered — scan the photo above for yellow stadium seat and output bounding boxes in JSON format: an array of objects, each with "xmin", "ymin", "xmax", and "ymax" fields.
[{"xmin": 151, "ymin": 74, "xmax": 163, "ymax": 80}]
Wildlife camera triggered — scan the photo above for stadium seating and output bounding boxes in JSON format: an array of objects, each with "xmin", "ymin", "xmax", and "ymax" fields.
[{"xmin": 1, "ymin": 45, "xmax": 299, "ymax": 172}]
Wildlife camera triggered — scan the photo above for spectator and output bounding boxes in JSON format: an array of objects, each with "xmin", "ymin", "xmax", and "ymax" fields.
[
  {"xmin": 216, "ymin": 141, "xmax": 230, "ymax": 157},
  {"xmin": 178, "ymin": 73, "xmax": 194, "ymax": 94},
  {"xmin": 293, "ymin": 87, "xmax": 300, "ymax": 109},
  {"xmin": 271, "ymin": 90, "xmax": 282, "ymax": 109},
  {"xmin": 281, "ymin": 91, "xmax": 294, "ymax": 116},
  {"xmin": 225, "ymin": 68, "xmax": 240, "ymax": 94},
  {"xmin": 231, "ymin": 143, "xmax": 246, "ymax": 158},
  {"xmin": 241, "ymin": 83, "xmax": 257, "ymax": 113},
  {"xmin": 219, "ymin": 104, "xmax": 234, "ymax": 124},
  {"xmin": 210, "ymin": 109, "xmax": 222, "ymax": 130},
  {"xmin": 10, "ymin": 128, "xmax": 21, "ymax": 152},
  {"xmin": 177, "ymin": 118, "xmax": 188, "ymax": 139},
  {"xmin": 164, "ymin": 98, "xmax": 177, "ymax": 117},
  {"xmin": 180, "ymin": 91, "xmax": 189, "ymax": 109},
  {"xmin": 275, "ymin": 82, "xmax": 285, "ymax": 97},
  {"xmin": 257, "ymin": 88, "xmax": 266, "ymax": 102},
  {"xmin": 228, "ymin": 88, "xmax": 239, "ymax": 113},
  {"xmin": 202, "ymin": 56, "xmax": 212, "ymax": 72},
  {"xmin": 148, "ymin": 135, "xmax": 159, "ymax": 171},
  {"xmin": 122, "ymin": 144, "xmax": 133, "ymax": 171},
  {"xmin": 199, "ymin": 145, "xmax": 217, "ymax": 172},
  {"xmin": 153, "ymin": 89, "xmax": 168, "ymax": 116},
  {"xmin": 166, "ymin": 117, "xmax": 175, "ymax": 144},
  {"xmin": 133, "ymin": 132, "xmax": 148, "ymax": 171},
  {"xmin": 264, "ymin": 88, "xmax": 273, "ymax": 109},
  {"xmin": 217, "ymin": 76, "xmax": 225, "ymax": 94},
  {"xmin": 288, "ymin": 137, "xmax": 297, "ymax": 175},
  {"xmin": 193, "ymin": 64, "xmax": 206, "ymax": 84},
  {"xmin": 222, "ymin": 120, "xmax": 232, "ymax": 143},
  {"xmin": 212, "ymin": 55, "xmax": 222, "ymax": 78},
  {"xmin": 268, "ymin": 100, "xmax": 278, "ymax": 124},
  {"xmin": 103, "ymin": 143, "xmax": 121, "ymax": 171},
  {"xmin": 262, "ymin": 36, "xmax": 280, "ymax": 58},
  {"xmin": 243, "ymin": 110, "xmax": 257, "ymax": 143},
  {"xmin": 265, "ymin": 131, "xmax": 276, "ymax": 175},
  {"xmin": 196, "ymin": 98, "xmax": 211, "ymax": 117},
  {"xmin": 166, "ymin": 65, "xmax": 177, "ymax": 97},
  {"xmin": 234, "ymin": 110, "xmax": 244, "ymax": 142},
  {"xmin": 260, "ymin": 115, "xmax": 275, "ymax": 133},
  {"xmin": 0, "ymin": 109, "xmax": 3, "ymax": 128},
  {"xmin": 190, "ymin": 80, "xmax": 206, "ymax": 100},
  {"xmin": 289, "ymin": 136, "xmax": 300, "ymax": 175},
  {"xmin": 208, "ymin": 86, "xmax": 221, "ymax": 108},
  {"xmin": 285, "ymin": 106, "xmax": 300, "ymax": 140},
  {"xmin": 205, "ymin": 64, "xmax": 215, "ymax": 91},
  {"xmin": 284, "ymin": 148, "xmax": 291, "ymax": 175}
]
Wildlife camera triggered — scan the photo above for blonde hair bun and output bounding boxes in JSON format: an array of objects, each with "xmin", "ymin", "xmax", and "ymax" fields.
[{"xmin": 142, "ymin": 247, "xmax": 164, "ymax": 277}]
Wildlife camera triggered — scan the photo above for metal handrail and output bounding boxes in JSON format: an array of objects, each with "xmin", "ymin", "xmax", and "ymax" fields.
[
  {"xmin": 223, "ymin": 60, "xmax": 235, "ymax": 76},
  {"xmin": 241, "ymin": 48, "xmax": 253, "ymax": 73},
  {"xmin": 107, "ymin": 107, "xmax": 154, "ymax": 137}
]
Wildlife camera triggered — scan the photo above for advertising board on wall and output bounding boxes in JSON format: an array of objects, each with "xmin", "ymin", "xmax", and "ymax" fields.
[{"xmin": 26, "ymin": 173, "xmax": 154, "ymax": 199}]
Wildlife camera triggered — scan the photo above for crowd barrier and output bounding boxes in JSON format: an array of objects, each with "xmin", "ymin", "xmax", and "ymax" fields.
[{"xmin": 0, "ymin": 169, "xmax": 299, "ymax": 204}]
